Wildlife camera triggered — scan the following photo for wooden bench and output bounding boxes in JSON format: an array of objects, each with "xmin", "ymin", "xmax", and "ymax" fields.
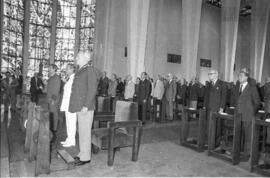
[
  {"xmin": 250, "ymin": 112, "xmax": 270, "ymax": 176},
  {"xmin": 180, "ymin": 108, "xmax": 206, "ymax": 152},
  {"xmin": 96, "ymin": 96, "xmax": 112, "ymax": 112},
  {"xmin": 92, "ymin": 101, "xmax": 143, "ymax": 166},
  {"xmin": 56, "ymin": 149, "xmax": 75, "ymax": 170},
  {"xmin": 208, "ymin": 112, "xmax": 241, "ymax": 165}
]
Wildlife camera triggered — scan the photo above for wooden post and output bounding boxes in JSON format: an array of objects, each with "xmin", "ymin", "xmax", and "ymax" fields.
[
  {"xmin": 24, "ymin": 102, "xmax": 35, "ymax": 152},
  {"xmin": 197, "ymin": 109, "xmax": 206, "ymax": 152},
  {"xmin": 232, "ymin": 113, "xmax": 241, "ymax": 165},
  {"xmin": 108, "ymin": 126, "xmax": 115, "ymax": 166},
  {"xmin": 208, "ymin": 112, "xmax": 216, "ymax": 154},
  {"xmin": 180, "ymin": 108, "xmax": 188, "ymax": 144},
  {"xmin": 250, "ymin": 119, "xmax": 260, "ymax": 172},
  {"xmin": 29, "ymin": 106, "xmax": 40, "ymax": 162},
  {"xmin": 0, "ymin": 0, "xmax": 3, "ymax": 74},
  {"xmin": 35, "ymin": 110, "xmax": 50, "ymax": 176},
  {"xmin": 49, "ymin": 0, "xmax": 57, "ymax": 64},
  {"xmin": 22, "ymin": 0, "xmax": 31, "ymax": 93},
  {"xmin": 132, "ymin": 126, "xmax": 141, "ymax": 161}
]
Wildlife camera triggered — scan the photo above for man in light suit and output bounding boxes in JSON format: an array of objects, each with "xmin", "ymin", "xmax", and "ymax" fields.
[
  {"xmin": 204, "ymin": 69, "xmax": 227, "ymax": 147},
  {"xmin": 235, "ymin": 70, "xmax": 260, "ymax": 156},
  {"xmin": 69, "ymin": 51, "xmax": 98, "ymax": 166},
  {"xmin": 165, "ymin": 73, "xmax": 177, "ymax": 121},
  {"xmin": 124, "ymin": 75, "xmax": 135, "ymax": 101},
  {"xmin": 153, "ymin": 75, "xmax": 165, "ymax": 122},
  {"xmin": 47, "ymin": 64, "xmax": 61, "ymax": 139}
]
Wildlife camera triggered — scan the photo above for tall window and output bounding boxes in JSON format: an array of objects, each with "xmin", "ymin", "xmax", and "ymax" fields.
[
  {"xmin": 80, "ymin": 0, "xmax": 95, "ymax": 51},
  {"xmin": 2, "ymin": 0, "xmax": 24, "ymax": 75},
  {"xmin": 28, "ymin": 0, "xmax": 52, "ymax": 79},
  {"xmin": 55, "ymin": 0, "xmax": 77, "ymax": 71}
]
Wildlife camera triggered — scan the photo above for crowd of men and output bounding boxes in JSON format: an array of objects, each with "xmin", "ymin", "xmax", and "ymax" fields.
[{"xmin": 1, "ymin": 56, "xmax": 270, "ymax": 165}]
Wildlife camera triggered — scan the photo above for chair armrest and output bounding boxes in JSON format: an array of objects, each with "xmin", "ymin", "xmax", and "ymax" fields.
[
  {"xmin": 94, "ymin": 115, "xmax": 115, "ymax": 122},
  {"xmin": 108, "ymin": 120, "xmax": 142, "ymax": 129}
]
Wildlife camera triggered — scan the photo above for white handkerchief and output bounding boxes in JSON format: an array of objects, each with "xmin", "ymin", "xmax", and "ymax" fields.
[
  {"xmin": 266, "ymin": 119, "xmax": 270, "ymax": 122},
  {"xmin": 258, "ymin": 110, "xmax": 265, "ymax": 113}
]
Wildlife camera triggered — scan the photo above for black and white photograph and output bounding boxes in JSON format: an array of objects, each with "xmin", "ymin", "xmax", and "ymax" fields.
[{"xmin": 0, "ymin": 0, "xmax": 270, "ymax": 177}]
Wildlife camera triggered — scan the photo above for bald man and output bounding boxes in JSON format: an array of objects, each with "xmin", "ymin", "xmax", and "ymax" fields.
[
  {"xmin": 204, "ymin": 69, "xmax": 227, "ymax": 147},
  {"xmin": 69, "ymin": 51, "xmax": 98, "ymax": 166}
]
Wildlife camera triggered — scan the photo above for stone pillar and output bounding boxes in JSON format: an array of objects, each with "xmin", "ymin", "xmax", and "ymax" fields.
[
  {"xmin": 103, "ymin": 0, "xmax": 114, "ymax": 76},
  {"xmin": 127, "ymin": 0, "xmax": 150, "ymax": 80},
  {"xmin": 250, "ymin": 0, "xmax": 270, "ymax": 82},
  {"xmin": 182, "ymin": 0, "xmax": 202, "ymax": 81},
  {"xmin": 22, "ymin": 0, "xmax": 31, "ymax": 93},
  {"xmin": 220, "ymin": 0, "xmax": 241, "ymax": 82}
]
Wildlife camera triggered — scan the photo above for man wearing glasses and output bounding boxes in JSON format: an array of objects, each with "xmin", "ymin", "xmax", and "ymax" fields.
[{"xmin": 204, "ymin": 69, "xmax": 227, "ymax": 148}]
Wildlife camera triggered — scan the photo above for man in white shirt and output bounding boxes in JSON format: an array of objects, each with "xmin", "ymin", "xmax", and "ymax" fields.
[
  {"xmin": 153, "ymin": 75, "xmax": 165, "ymax": 121},
  {"xmin": 124, "ymin": 75, "xmax": 135, "ymax": 101}
]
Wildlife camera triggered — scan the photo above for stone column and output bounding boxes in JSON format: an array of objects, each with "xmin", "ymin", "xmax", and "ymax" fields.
[
  {"xmin": 127, "ymin": 0, "xmax": 150, "ymax": 80},
  {"xmin": 250, "ymin": 0, "xmax": 270, "ymax": 82},
  {"xmin": 182, "ymin": 0, "xmax": 202, "ymax": 81},
  {"xmin": 220, "ymin": 0, "xmax": 241, "ymax": 82}
]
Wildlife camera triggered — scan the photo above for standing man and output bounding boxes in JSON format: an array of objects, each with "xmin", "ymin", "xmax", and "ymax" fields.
[
  {"xmin": 124, "ymin": 75, "xmax": 135, "ymax": 101},
  {"xmin": 138, "ymin": 72, "xmax": 151, "ymax": 125},
  {"xmin": 204, "ymin": 69, "xmax": 227, "ymax": 147},
  {"xmin": 263, "ymin": 77, "xmax": 270, "ymax": 145},
  {"xmin": 98, "ymin": 71, "xmax": 109, "ymax": 96},
  {"xmin": 153, "ymin": 75, "xmax": 165, "ymax": 122},
  {"xmin": 69, "ymin": 51, "xmax": 98, "ymax": 166},
  {"xmin": 165, "ymin": 73, "xmax": 177, "ymax": 121},
  {"xmin": 30, "ymin": 72, "xmax": 44, "ymax": 104},
  {"xmin": 235, "ymin": 70, "xmax": 260, "ymax": 157},
  {"xmin": 47, "ymin": 64, "xmax": 61, "ymax": 140}
]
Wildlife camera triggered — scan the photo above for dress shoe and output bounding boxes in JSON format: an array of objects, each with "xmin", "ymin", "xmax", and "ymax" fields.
[
  {"xmin": 73, "ymin": 156, "xmax": 80, "ymax": 161},
  {"xmin": 74, "ymin": 160, "xmax": 91, "ymax": 166}
]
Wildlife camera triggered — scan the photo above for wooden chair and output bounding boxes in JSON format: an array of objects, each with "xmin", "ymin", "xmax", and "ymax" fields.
[
  {"xmin": 250, "ymin": 112, "xmax": 270, "ymax": 176},
  {"xmin": 208, "ymin": 112, "xmax": 242, "ymax": 165},
  {"xmin": 180, "ymin": 107, "xmax": 206, "ymax": 152},
  {"xmin": 96, "ymin": 96, "xmax": 112, "ymax": 112},
  {"xmin": 92, "ymin": 100, "xmax": 142, "ymax": 166}
]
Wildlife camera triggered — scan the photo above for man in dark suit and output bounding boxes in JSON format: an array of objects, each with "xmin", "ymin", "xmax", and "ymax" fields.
[
  {"xmin": 98, "ymin": 71, "xmax": 109, "ymax": 96},
  {"xmin": 47, "ymin": 64, "xmax": 61, "ymax": 137},
  {"xmin": 263, "ymin": 77, "xmax": 270, "ymax": 145},
  {"xmin": 189, "ymin": 77, "xmax": 200, "ymax": 109},
  {"xmin": 204, "ymin": 69, "xmax": 227, "ymax": 146},
  {"xmin": 138, "ymin": 72, "xmax": 151, "ymax": 124},
  {"xmin": 30, "ymin": 72, "xmax": 44, "ymax": 104},
  {"xmin": 235, "ymin": 70, "xmax": 260, "ymax": 156},
  {"xmin": 235, "ymin": 68, "xmax": 257, "ymax": 89},
  {"xmin": 165, "ymin": 73, "xmax": 177, "ymax": 121},
  {"xmin": 69, "ymin": 51, "xmax": 98, "ymax": 166}
]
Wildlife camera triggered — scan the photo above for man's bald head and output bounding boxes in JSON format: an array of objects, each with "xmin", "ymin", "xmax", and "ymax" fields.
[{"xmin": 208, "ymin": 69, "xmax": 218, "ymax": 82}]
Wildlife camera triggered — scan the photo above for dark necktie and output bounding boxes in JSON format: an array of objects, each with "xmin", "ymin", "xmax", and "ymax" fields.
[{"xmin": 239, "ymin": 84, "xmax": 243, "ymax": 95}]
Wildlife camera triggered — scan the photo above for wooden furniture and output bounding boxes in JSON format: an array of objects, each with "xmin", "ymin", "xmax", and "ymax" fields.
[
  {"xmin": 57, "ymin": 149, "xmax": 75, "ymax": 170},
  {"xmin": 24, "ymin": 104, "xmax": 51, "ymax": 176},
  {"xmin": 180, "ymin": 108, "xmax": 206, "ymax": 152},
  {"xmin": 250, "ymin": 112, "xmax": 270, "ymax": 176},
  {"xmin": 208, "ymin": 112, "xmax": 241, "ymax": 165},
  {"xmin": 92, "ymin": 100, "xmax": 143, "ymax": 166}
]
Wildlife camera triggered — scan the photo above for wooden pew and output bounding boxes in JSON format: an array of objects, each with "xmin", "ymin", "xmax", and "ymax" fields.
[
  {"xmin": 207, "ymin": 112, "xmax": 241, "ymax": 165},
  {"xmin": 24, "ymin": 102, "xmax": 36, "ymax": 153},
  {"xmin": 92, "ymin": 101, "xmax": 143, "ymax": 166},
  {"xmin": 250, "ymin": 112, "xmax": 270, "ymax": 176},
  {"xmin": 180, "ymin": 108, "xmax": 206, "ymax": 152},
  {"xmin": 96, "ymin": 96, "xmax": 111, "ymax": 112},
  {"xmin": 34, "ymin": 106, "xmax": 50, "ymax": 176}
]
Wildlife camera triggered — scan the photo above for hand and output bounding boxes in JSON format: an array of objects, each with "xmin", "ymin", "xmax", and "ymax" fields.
[
  {"xmin": 219, "ymin": 108, "xmax": 224, "ymax": 113},
  {"xmin": 81, "ymin": 107, "xmax": 88, "ymax": 113}
]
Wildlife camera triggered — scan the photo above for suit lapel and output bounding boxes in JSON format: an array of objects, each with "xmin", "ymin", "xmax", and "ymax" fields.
[{"xmin": 240, "ymin": 83, "xmax": 249, "ymax": 96}]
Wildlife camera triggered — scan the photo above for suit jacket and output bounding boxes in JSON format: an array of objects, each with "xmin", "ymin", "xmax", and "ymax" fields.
[
  {"xmin": 153, "ymin": 79, "xmax": 165, "ymax": 100},
  {"xmin": 204, "ymin": 79, "xmax": 227, "ymax": 112},
  {"xmin": 124, "ymin": 81, "xmax": 135, "ymax": 99},
  {"xmin": 165, "ymin": 80, "xmax": 177, "ymax": 101},
  {"xmin": 235, "ymin": 83, "xmax": 260, "ymax": 122},
  {"xmin": 98, "ymin": 76, "xmax": 109, "ymax": 96},
  {"xmin": 108, "ymin": 80, "xmax": 118, "ymax": 97},
  {"xmin": 69, "ymin": 65, "xmax": 98, "ymax": 113},
  {"xmin": 30, "ymin": 77, "xmax": 44, "ymax": 94},
  {"xmin": 264, "ymin": 82, "xmax": 270, "ymax": 113},
  {"xmin": 47, "ymin": 74, "xmax": 61, "ymax": 104},
  {"xmin": 189, "ymin": 83, "xmax": 200, "ymax": 101},
  {"xmin": 138, "ymin": 79, "xmax": 151, "ymax": 101}
]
